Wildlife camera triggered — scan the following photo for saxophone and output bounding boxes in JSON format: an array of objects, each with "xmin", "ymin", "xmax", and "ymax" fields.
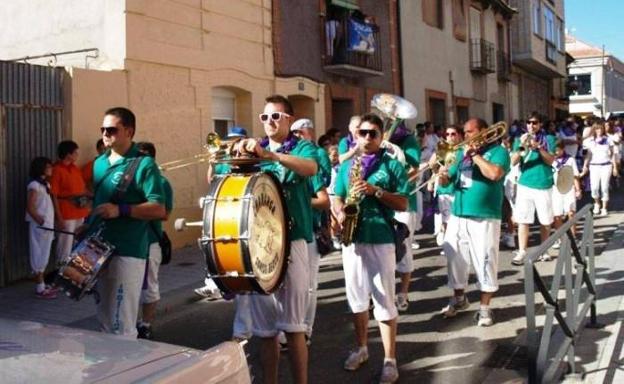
[{"xmin": 341, "ymin": 152, "xmax": 363, "ymax": 246}]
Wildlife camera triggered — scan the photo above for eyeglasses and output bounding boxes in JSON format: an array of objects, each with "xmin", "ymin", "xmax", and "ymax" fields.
[
  {"xmin": 259, "ymin": 112, "xmax": 291, "ymax": 123},
  {"xmin": 446, "ymin": 132, "xmax": 458, "ymax": 137},
  {"xmin": 357, "ymin": 129, "xmax": 380, "ymax": 139},
  {"xmin": 527, "ymin": 120, "xmax": 540, "ymax": 125},
  {"xmin": 100, "ymin": 126, "xmax": 119, "ymax": 135}
]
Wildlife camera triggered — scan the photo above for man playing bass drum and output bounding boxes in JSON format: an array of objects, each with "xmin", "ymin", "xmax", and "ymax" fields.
[{"xmin": 334, "ymin": 113, "xmax": 409, "ymax": 384}]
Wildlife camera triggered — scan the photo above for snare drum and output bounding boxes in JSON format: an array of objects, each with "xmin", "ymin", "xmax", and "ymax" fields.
[
  {"xmin": 55, "ymin": 231, "xmax": 115, "ymax": 300},
  {"xmin": 201, "ymin": 172, "xmax": 290, "ymax": 294}
]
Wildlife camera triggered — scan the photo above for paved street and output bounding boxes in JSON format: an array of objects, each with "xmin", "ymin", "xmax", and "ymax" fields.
[{"xmin": 1, "ymin": 188, "xmax": 622, "ymax": 383}]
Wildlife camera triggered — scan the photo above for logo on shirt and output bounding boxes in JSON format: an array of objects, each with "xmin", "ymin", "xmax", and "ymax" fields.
[
  {"xmin": 369, "ymin": 170, "xmax": 389, "ymax": 185},
  {"xmin": 111, "ymin": 171, "xmax": 124, "ymax": 185}
]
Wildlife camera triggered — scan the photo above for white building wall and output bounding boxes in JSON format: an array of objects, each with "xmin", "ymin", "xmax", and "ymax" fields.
[
  {"xmin": 0, "ymin": 0, "xmax": 125, "ymax": 69},
  {"xmin": 569, "ymin": 56, "xmax": 624, "ymax": 117}
]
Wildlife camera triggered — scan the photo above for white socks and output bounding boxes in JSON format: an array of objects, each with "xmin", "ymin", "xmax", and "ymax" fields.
[{"xmin": 36, "ymin": 282, "xmax": 45, "ymax": 293}]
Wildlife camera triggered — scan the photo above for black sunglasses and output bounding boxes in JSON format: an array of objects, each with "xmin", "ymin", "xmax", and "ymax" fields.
[
  {"xmin": 358, "ymin": 129, "xmax": 379, "ymax": 139},
  {"xmin": 101, "ymin": 126, "xmax": 119, "ymax": 135},
  {"xmin": 527, "ymin": 120, "xmax": 540, "ymax": 125}
]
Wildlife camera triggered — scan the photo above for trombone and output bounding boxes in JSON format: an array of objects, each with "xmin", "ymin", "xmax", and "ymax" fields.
[
  {"xmin": 159, "ymin": 132, "xmax": 241, "ymax": 172},
  {"xmin": 409, "ymin": 121, "xmax": 508, "ymax": 194}
]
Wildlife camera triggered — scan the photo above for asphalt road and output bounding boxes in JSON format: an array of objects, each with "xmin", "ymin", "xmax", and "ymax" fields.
[{"xmin": 151, "ymin": 189, "xmax": 623, "ymax": 383}]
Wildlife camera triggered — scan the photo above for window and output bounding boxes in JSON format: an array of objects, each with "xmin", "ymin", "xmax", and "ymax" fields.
[
  {"xmin": 452, "ymin": 0, "xmax": 467, "ymax": 41},
  {"xmin": 543, "ymin": 6, "xmax": 555, "ymax": 43},
  {"xmin": 557, "ymin": 17, "xmax": 565, "ymax": 51},
  {"xmin": 469, "ymin": 6, "xmax": 481, "ymax": 40},
  {"xmin": 423, "ymin": 0, "xmax": 444, "ymax": 29},
  {"xmin": 212, "ymin": 88, "xmax": 236, "ymax": 138},
  {"xmin": 568, "ymin": 74, "xmax": 592, "ymax": 96},
  {"xmin": 532, "ymin": 0, "xmax": 542, "ymax": 36}
]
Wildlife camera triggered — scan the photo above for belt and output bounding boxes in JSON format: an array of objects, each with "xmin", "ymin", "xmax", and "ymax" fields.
[{"xmin": 589, "ymin": 162, "xmax": 611, "ymax": 166}]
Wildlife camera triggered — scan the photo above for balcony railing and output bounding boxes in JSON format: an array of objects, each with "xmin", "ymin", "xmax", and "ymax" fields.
[
  {"xmin": 323, "ymin": 15, "xmax": 383, "ymax": 77},
  {"xmin": 545, "ymin": 40, "xmax": 557, "ymax": 64},
  {"xmin": 470, "ymin": 38, "xmax": 495, "ymax": 74},
  {"xmin": 497, "ymin": 50, "xmax": 511, "ymax": 81}
]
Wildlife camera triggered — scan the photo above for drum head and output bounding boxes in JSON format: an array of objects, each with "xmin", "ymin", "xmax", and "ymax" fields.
[
  {"xmin": 245, "ymin": 173, "xmax": 289, "ymax": 293},
  {"xmin": 556, "ymin": 165, "xmax": 574, "ymax": 194}
]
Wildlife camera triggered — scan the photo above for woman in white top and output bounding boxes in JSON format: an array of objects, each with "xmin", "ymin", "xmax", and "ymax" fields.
[
  {"xmin": 582, "ymin": 122, "xmax": 618, "ymax": 216},
  {"xmin": 25, "ymin": 157, "xmax": 57, "ymax": 299}
]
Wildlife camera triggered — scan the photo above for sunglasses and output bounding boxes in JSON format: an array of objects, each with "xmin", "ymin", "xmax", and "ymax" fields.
[
  {"xmin": 527, "ymin": 120, "xmax": 540, "ymax": 125},
  {"xmin": 259, "ymin": 112, "xmax": 291, "ymax": 123},
  {"xmin": 446, "ymin": 132, "xmax": 458, "ymax": 137},
  {"xmin": 100, "ymin": 126, "xmax": 119, "ymax": 135},
  {"xmin": 358, "ymin": 129, "xmax": 380, "ymax": 139}
]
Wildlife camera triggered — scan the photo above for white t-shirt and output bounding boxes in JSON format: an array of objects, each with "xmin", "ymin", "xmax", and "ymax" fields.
[
  {"xmin": 25, "ymin": 180, "xmax": 54, "ymax": 226},
  {"xmin": 557, "ymin": 131, "xmax": 579, "ymax": 157},
  {"xmin": 587, "ymin": 137, "xmax": 614, "ymax": 165}
]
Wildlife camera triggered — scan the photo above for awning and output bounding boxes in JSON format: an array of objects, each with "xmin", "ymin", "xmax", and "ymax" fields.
[{"xmin": 330, "ymin": 0, "xmax": 359, "ymax": 10}]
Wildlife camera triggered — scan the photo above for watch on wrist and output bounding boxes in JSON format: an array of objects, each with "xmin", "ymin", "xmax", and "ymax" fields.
[{"xmin": 374, "ymin": 188, "xmax": 384, "ymax": 199}]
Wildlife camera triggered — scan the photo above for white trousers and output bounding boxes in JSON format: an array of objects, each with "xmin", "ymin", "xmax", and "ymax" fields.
[
  {"xmin": 342, "ymin": 243, "xmax": 397, "ymax": 321},
  {"xmin": 395, "ymin": 210, "xmax": 417, "ymax": 273},
  {"xmin": 29, "ymin": 222, "xmax": 54, "ymax": 273},
  {"xmin": 96, "ymin": 256, "xmax": 146, "ymax": 339},
  {"xmin": 232, "ymin": 294, "xmax": 252, "ymax": 339},
  {"xmin": 589, "ymin": 164, "xmax": 612, "ymax": 200},
  {"xmin": 55, "ymin": 218, "xmax": 84, "ymax": 264},
  {"xmin": 434, "ymin": 194, "xmax": 454, "ymax": 234},
  {"xmin": 250, "ymin": 240, "xmax": 309, "ymax": 337},
  {"xmin": 304, "ymin": 240, "xmax": 321, "ymax": 338},
  {"xmin": 140, "ymin": 242, "xmax": 161, "ymax": 304},
  {"xmin": 443, "ymin": 215, "xmax": 500, "ymax": 293}
]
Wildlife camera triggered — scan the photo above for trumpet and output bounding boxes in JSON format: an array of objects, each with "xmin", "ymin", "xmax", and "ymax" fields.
[
  {"xmin": 409, "ymin": 121, "xmax": 508, "ymax": 194},
  {"xmin": 159, "ymin": 133, "xmax": 241, "ymax": 172}
]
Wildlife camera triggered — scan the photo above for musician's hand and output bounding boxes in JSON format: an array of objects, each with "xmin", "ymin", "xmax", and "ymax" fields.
[
  {"xmin": 352, "ymin": 180, "xmax": 376, "ymax": 196},
  {"xmin": 465, "ymin": 143, "xmax": 479, "ymax": 158},
  {"xmin": 575, "ymin": 189, "xmax": 582, "ymax": 200},
  {"xmin": 93, "ymin": 203, "xmax": 120, "ymax": 219}
]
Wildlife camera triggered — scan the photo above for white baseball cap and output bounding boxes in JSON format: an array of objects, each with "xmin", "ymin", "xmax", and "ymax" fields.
[{"xmin": 291, "ymin": 118, "xmax": 314, "ymax": 131}]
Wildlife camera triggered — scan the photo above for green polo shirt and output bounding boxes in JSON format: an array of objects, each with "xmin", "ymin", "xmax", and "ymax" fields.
[
  {"xmin": 447, "ymin": 144, "xmax": 510, "ymax": 219},
  {"xmin": 335, "ymin": 152, "xmax": 410, "ymax": 244},
  {"xmin": 260, "ymin": 139, "xmax": 316, "ymax": 242},
  {"xmin": 148, "ymin": 176, "xmax": 173, "ymax": 245},
  {"xmin": 308, "ymin": 172, "xmax": 326, "ymax": 231},
  {"xmin": 92, "ymin": 143, "xmax": 165, "ymax": 259},
  {"xmin": 512, "ymin": 135, "xmax": 556, "ymax": 190},
  {"xmin": 398, "ymin": 135, "xmax": 421, "ymax": 212},
  {"xmin": 436, "ymin": 181, "xmax": 455, "ymax": 196}
]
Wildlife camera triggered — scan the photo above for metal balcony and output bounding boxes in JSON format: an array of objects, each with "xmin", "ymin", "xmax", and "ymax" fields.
[
  {"xmin": 470, "ymin": 38, "xmax": 496, "ymax": 74},
  {"xmin": 323, "ymin": 15, "xmax": 383, "ymax": 77}
]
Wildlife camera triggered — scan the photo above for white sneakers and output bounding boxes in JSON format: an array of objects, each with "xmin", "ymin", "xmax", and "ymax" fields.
[
  {"xmin": 396, "ymin": 293, "xmax": 409, "ymax": 312},
  {"xmin": 475, "ymin": 308, "xmax": 494, "ymax": 327},
  {"xmin": 379, "ymin": 361, "xmax": 399, "ymax": 383},
  {"xmin": 511, "ymin": 250, "xmax": 526, "ymax": 266},
  {"xmin": 440, "ymin": 296, "xmax": 470, "ymax": 318},
  {"xmin": 593, "ymin": 203, "xmax": 600, "ymax": 214},
  {"xmin": 601, "ymin": 208, "xmax": 608, "ymax": 216},
  {"xmin": 344, "ymin": 347, "xmax": 369, "ymax": 371},
  {"xmin": 193, "ymin": 286, "xmax": 222, "ymax": 300}
]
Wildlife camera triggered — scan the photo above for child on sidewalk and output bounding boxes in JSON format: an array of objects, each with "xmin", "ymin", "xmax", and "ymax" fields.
[{"xmin": 25, "ymin": 157, "xmax": 57, "ymax": 299}]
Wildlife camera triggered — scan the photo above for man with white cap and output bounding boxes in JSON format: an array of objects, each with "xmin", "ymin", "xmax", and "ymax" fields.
[{"xmin": 290, "ymin": 118, "xmax": 331, "ymax": 347}]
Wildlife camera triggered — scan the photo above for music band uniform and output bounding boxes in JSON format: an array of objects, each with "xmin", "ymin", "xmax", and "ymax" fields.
[{"xmin": 92, "ymin": 143, "xmax": 165, "ymax": 338}]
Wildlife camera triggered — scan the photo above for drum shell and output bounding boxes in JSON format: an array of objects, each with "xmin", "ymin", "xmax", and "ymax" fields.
[{"xmin": 201, "ymin": 172, "xmax": 290, "ymax": 295}]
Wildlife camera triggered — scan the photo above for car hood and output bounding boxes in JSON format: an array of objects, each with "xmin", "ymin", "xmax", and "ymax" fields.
[{"xmin": 0, "ymin": 319, "xmax": 250, "ymax": 384}]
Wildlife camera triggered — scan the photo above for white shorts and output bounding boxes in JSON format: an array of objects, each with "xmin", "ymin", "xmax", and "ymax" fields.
[
  {"xmin": 96, "ymin": 255, "xmax": 146, "ymax": 338},
  {"xmin": 443, "ymin": 215, "xmax": 500, "ymax": 292},
  {"xmin": 552, "ymin": 189, "xmax": 576, "ymax": 217},
  {"xmin": 589, "ymin": 164, "xmax": 613, "ymax": 200},
  {"xmin": 28, "ymin": 222, "xmax": 54, "ymax": 273},
  {"xmin": 513, "ymin": 184, "xmax": 554, "ymax": 225},
  {"xmin": 342, "ymin": 243, "xmax": 397, "ymax": 321},
  {"xmin": 141, "ymin": 242, "xmax": 161, "ymax": 304},
  {"xmin": 250, "ymin": 239, "xmax": 309, "ymax": 337},
  {"xmin": 395, "ymin": 211, "xmax": 417, "ymax": 273}
]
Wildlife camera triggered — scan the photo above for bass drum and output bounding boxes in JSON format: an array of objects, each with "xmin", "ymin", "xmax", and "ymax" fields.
[{"xmin": 201, "ymin": 172, "xmax": 290, "ymax": 294}]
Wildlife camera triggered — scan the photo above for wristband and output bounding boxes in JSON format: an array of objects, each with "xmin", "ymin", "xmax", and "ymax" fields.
[{"xmin": 119, "ymin": 203, "xmax": 132, "ymax": 218}]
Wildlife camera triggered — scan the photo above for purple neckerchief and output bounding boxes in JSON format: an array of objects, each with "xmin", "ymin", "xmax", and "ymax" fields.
[
  {"xmin": 596, "ymin": 136, "xmax": 608, "ymax": 145},
  {"xmin": 560, "ymin": 124, "xmax": 577, "ymax": 137},
  {"xmin": 351, "ymin": 149, "xmax": 384, "ymax": 180},
  {"xmin": 389, "ymin": 122, "xmax": 410, "ymax": 144},
  {"xmin": 345, "ymin": 133, "xmax": 356, "ymax": 149},
  {"xmin": 260, "ymin": 133, "xmax": 299, "ymax": 154},
  {"xmin": 534, "ymin": 129, "xmax": 550, "ymax": 151},
  {"xmin": 554, "ymin": 153, "xmax": 570, "ymax": 170},
  {"xmin": 460, "ymin": 142, "xmax": 494, "ymax": 168}
]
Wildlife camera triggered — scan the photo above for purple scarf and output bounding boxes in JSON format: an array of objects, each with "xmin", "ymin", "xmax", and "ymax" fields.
[
  {"xmin": 260, "ymin": 133, "xmax": 299, "ymax": 154},
  {"xmin": 345, "ymin": 133, "xmax": 356, "ymax": 150},
  {"xmin": 534, "ymin": 129, "xmax": 550, "ymax": 151},
  {"xmin": 560, "ymin": 123, "xmax": 577, "ymax": 137},
  {"xmin": 596, "ymin": 136, "xmax": 608, "ymax": 145},
  {"xmin": 350, "ymin": 150, "xmax": 384, "ymax": 180},
  {"xmin": 554, "ymin": 153, "xmax": 570, "ymax": 170},
  {"xmin": 389, "ymin": 122, "xmax": 410, "ymax": 144}
]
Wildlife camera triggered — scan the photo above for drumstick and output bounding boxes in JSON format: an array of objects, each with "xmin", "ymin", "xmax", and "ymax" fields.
[{"xmin": 37, "ymin": 226, "xmax": 76, "ymax": 236}]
